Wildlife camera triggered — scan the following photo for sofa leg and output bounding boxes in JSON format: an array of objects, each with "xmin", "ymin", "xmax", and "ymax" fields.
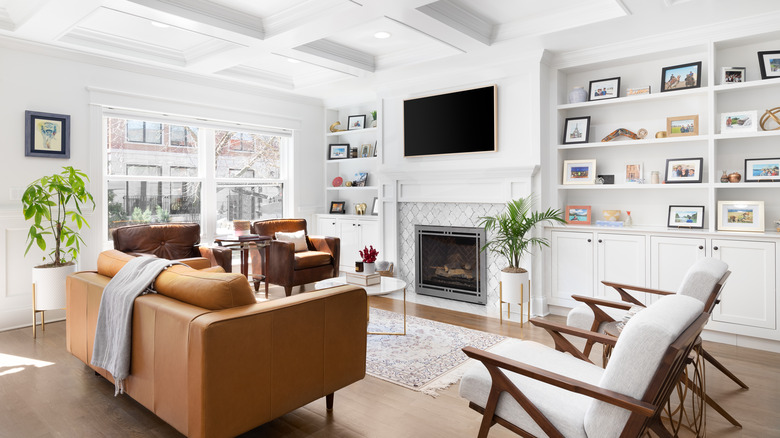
[
  {"xmin": 284, "ymin": 286, "xmax": 292, "ymax": 297},
  {"xmin": 326, "ymin": 393, "xmax": 334, "ymax": 410}
]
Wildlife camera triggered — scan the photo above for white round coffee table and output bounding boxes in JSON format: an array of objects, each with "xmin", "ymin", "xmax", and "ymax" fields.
[{"xmin": 315, "ymin": 276, "xmax": 407, "ymax": 335}]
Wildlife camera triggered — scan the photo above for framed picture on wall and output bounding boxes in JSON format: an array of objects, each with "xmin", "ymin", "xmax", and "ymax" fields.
[
  {"xmin": 565, "ymin": 205, "xmax": 591, "ymax": 224},
  {"xmin": 563, "ymin": 159, "xmax": 596, "ymax": 185},
  {"xmin": 718, "ymin": 201, "xmax": 764, "ymax": 232},
  {"xmin": 667, "ymin": 205, "xmax": 704, "ymax": 229},
  {"xmin": 25, "ymin": 110, "xmax": 70, "ymax": 158},
  {"xmin": 661, "ymin": 61, "xmax": 702, "ymax": 92},
  {"xmin": 562, "ymin": 116, "xmax": 590, "ymax": 145}
]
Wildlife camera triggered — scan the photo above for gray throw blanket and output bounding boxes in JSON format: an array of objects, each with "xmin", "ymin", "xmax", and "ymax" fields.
[{"xmin": 91, "ymin": 256, "xmax": 182, "ymax": 395}]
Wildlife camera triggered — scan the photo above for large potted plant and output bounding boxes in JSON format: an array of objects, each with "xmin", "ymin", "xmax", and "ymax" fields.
[
  {"xmin": 479, "ymin": 196, "xmax": 564, "ymax": 318},
  {"xmin": 22, "ymin": 166, "xmax": 95, "ymax": 331}
]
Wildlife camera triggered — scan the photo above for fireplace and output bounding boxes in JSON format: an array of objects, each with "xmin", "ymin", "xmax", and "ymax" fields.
[{"xmin": 415, "ymin": 225, "xmax": 487, "ymax": 305}]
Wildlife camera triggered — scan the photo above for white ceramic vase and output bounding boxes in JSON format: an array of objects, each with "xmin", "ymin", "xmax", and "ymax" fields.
[
  {"xmin": 500, "ymin": 269, "xmax": 529, "ymax": 304},
  {"xmin": 364, "ymin": 262, "xmax": 376, "ymax": 274},
  {"xmin": 568, "ymin": 86, "xmax": 588, "ymax": 103},
  {"xmin": 32, "ymin": 263, "xmax": 76, "ymax": 310}
]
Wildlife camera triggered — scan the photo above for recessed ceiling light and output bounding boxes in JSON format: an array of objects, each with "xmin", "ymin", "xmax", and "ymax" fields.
[
  {"xmin": 287, "ymin": 58, "xmax": 301, "ymax": 64},
  {"xmin": 374, "ymin": 31, "xmax": 391, "ymax": 39},
  {"xmin": 151, "ymin": 21, "xmax": 170, "ymax": 29}
]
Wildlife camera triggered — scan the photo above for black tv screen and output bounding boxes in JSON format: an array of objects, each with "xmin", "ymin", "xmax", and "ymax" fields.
[{"xmin": 404, "ymin": 85, "xmax": 496, "ymax": 157}]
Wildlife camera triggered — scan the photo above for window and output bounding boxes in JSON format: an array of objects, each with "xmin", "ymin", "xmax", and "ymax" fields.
[
  {"xmin": 105, "ymin": 115, "xmax": 289, "ymax": 240},
  {"xmin": 126, "ymin": 120, "xmax": 162, "ymax": 144}
]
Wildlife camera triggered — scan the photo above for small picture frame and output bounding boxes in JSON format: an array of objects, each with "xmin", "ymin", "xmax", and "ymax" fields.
[
  {"xmin": 588, "ymin": 77, "xmax": 620, "ymax": 101},
  {"xmin": 349, "ymin": 147, "xmax": 358, "ymax": 158},
  {"xmin": 565, "ymin": 205, "xmax": 591, "ymax": 224},
  {"xmin": 627, "ymin": 86, "xmax": 651, "ymax": 96},
  {"xmin": 360, "ymin": 143, "xmax": 372, "ymax": 158},
  {"xmin": 721, "ymin": 111, "xmax": 757, "ymax": 133},
  {"xmin": 330, "ymin": 201, "xmax": 346, "ymax": 214},
  {"xmin": 664, "ymin": 157, "xmax": 703, "ymax": 184},
  {"xmin": 562, "ymin": 116, "xmax": 590, "ymax": 145},
  {"xmin": 625, "ymin": 162, "xmax": 643, "ymax": 183},
  {"xmin": 667, "ymin": 115, "xmax": 699, "ymax": 137},
  {"xmin": 372, "ymin": 140, "xmax": 378, "ymax": 157},
  {"xmin": 563, "ymin": 159, "xmax": 597, "ymax": 185},
  {"xmin": 25, "ymin": 110, "xmax": 71, "ymax": 158},
  {"xmin": 354, "ymin": 172, "xmax": 368, "ymax": 187},
  {"xmin": 661, "ymin": 61, "xmax": 702, "ymax": 92},
  {"xmin": 371, "ymin": 197, "xmax": 379, "ymax": 215},
  {"xmin": 757, "ymin": 50, "xmax": 780, "ymax": 80},
  {"xmin": 347, "ymin": 114, "xmax": 366, "ymax": 130},
  {"xmin": 328, "ymin": 143, "xmax": 349, "ymax": 160},
  {"xmin": 718, "ymin": 201, "xmax": 765, "ymax": 232},
  {"xmin": 744, "ymin": 158, "xmax": 780, "ymax": 182},
  {"xmin": 668, "ymin": 205, "xmax": 704, "ymax": 229},
  {"xmin": 721, "ymin": 67, "xmax": 746, "ymax": 84}
]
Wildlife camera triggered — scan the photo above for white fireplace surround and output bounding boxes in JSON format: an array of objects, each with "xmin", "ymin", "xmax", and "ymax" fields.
[{"xmin": 379, "ymin": 165, "xmax": 538, "ymax": 321}]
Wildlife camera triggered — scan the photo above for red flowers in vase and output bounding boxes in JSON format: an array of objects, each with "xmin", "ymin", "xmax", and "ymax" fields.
[{"xmin": 359, "ymin": 245, "xmax": 378, "ymax": 263}]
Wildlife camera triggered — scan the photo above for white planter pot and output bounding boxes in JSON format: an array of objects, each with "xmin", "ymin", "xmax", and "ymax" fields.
[
  {"xmin": 32, "ymin": 263, "xmax": 76, "ymax": 310},
  {"xmin": 500, "ymin": 269, "xmax": 529, "ymax": 304},
  {"xmin": 364, "ymin": 262, "xmax": 376, "ymax": 274}
]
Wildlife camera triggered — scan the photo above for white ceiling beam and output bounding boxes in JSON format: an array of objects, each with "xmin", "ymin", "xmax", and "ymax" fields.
[
  {"xmin": 125, "ymin": 0, "xmax": 265, "ymax": 39},
  {"xmin": 13, "ymin": 0, "xmax": 103, "ymax": 41}
]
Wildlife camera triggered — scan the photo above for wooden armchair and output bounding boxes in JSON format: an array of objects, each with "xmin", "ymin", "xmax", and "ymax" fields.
[{"xmin": 460, "ymin": 294, "xmax": 709, "ymax": 438}]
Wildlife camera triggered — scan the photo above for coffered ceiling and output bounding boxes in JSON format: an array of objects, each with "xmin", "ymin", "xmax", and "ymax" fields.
[{"xmin": 1, "ymin": 0, "xmax": 779, "ymax": 101}]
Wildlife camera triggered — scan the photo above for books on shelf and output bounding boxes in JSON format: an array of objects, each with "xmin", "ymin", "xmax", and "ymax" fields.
[{"xmin": 346, "ymin": 271, "xmax": 380, "ymax": 286}]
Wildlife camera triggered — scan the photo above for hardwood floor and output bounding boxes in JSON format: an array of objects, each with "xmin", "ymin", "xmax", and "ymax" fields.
[{"xmin": 0, "ymin": 295, "xmax": 777, "ymax": 437}]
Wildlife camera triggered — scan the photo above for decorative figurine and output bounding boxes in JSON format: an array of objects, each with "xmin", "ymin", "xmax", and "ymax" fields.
[
  {"xmin": 601, "ymin": 128, "xmax": 647, "ymax": 142},
  {"xmin": 760, "ymin": 107, "xmax": 780, "ymax": 131}
]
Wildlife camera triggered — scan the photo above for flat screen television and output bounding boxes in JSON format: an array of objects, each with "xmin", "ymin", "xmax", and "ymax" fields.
[{"xmin": 404, "ymin": 85, "xmax": 496, "ymax": 157}]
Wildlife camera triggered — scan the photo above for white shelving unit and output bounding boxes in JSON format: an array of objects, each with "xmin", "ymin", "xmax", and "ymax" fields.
[{"xmin": 543, "ymin": 30, "xmax": 780, "ymax": 348}]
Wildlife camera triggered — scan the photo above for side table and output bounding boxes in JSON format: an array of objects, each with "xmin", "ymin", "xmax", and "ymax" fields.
[
  {"xmin": 315, "ymin": 276, "xmax": 407, "ymax": 336},
  {"xmin": 214, "ymin": 234, "xmax": 271, "ymax": 298}
]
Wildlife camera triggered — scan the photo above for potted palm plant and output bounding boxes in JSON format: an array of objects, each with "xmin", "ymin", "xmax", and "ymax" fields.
[
  {"xmin": 479, "ymin": 196, "xmax": 565, "ymax": 317},
  {"xmin": 22, "ymin": 166, "xmax": 95, "ymax": 330}
]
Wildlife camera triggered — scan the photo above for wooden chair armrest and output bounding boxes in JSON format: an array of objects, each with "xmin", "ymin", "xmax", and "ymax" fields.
[
  {"xmin": 530, "ymin": 318, "xmax": 617, "ymax": 347},
  {"xmin": 462, "ymin": 346, "xmax": 655, "ymax": 417},
  {"xmin": 571, "ymin": 295, "xmax": 633, "ymax": 311},
  {"xmin": 600, "ymin": 281, "xmax": 675, "ymax": 296}
]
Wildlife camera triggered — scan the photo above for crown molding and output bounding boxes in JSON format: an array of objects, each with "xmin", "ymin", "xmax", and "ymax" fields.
[
  {"xmin": 264, "ymin": 0, "xmax": 354, "ymax": 38},
  {"xmin": 183, "ymin": 38, "xmax": 243, "ymax": 65},
  {"xmin": 416, "ymin": 1, "xmax": 493, "ymax": 46},
  {"xmin": 295, "ymin": 39, "xmax": 375, "ymax": 72},
  {"xmin": 215, "ymin": 65, "xmax": 295, "ymax": 90},
  {"xmin": 60, "ymin": 27, "xmax": 187, "ymax": 66},
  {"xmin": 126, "ymin": 0, "xmax": 264, "ymax": 39}
]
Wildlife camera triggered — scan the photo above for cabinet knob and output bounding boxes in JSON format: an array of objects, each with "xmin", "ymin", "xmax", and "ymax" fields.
[
  {"xmin": 698, "ymin": 245, "xmax": 704, "ymax": 250},
  {"xmin": 352, "ymin": 223, "xmax": 356, "ymax": 227},
  {"xmin": 713, "ymin": 246, "xmax": 719, "ymax": 251},
  {"xmin": 331, "ymin": 222, "xmax": 335, "ymax": 225},
  {"xmin": 587, "ymin": 239, "xmax": 592, "ymax": 243},
  {"xmin": 598, "ymin": 239, "xmax": 603, "ymax": 243}
]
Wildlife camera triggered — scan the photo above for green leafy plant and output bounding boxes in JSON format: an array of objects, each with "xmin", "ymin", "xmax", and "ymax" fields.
[
  {"xmin": 371, "ymin": 110, "xmax": 377, "ymax": 121},
  {"xmin": 22, "ymin": 166, "xmax": 95, "ymax": 267},
  {"xmin": 479, "ymin": 196, "xmax": 565, "ymax": 272}
]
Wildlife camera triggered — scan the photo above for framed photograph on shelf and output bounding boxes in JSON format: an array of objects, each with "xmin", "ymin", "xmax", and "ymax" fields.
[
  {"xmin": 757, "ymin": 50, "xmax": 780, "ymax": 80},
  {"xmin": 328, "ymin": 144, "xmax": 349, "ymax": 160},
  {"xmin": 562, "ymin": 116, "xmax": 590, "ymax": 145},
  {"xmin": 372, "ymin": 140, "xmax": 378, "ymax": 157},
  {"xmin": 667, "ymin": 115, "xmax": 699, "ymax": 137},
  {"xmin": 744, "ymin": 158, "xmax": 780, "ymax": 182},
  {"xmin": 667, "ymin": 205, "xmax": 704, "ymax": 229},
  {"xmin": 25, "ymin": 110, "xmax": 70, "ymax": 158},
  {"xmin": 360, "ymin": 143, "xmax": 372, "ymax": 158},
  {"xmin": 565, "ymin": 205, "xmax": 591, "ymax": 224},
  {"xmin": 664, "ymin": 157, "xmax": 703, "ymax": 184},
  {"xmin": 661, "ymin": 61, "xmax": 702, "ymax": 92},
  {"xmin": 721, "ymin": 67, "xmax": 746, "ymax": 84},
  {"xmin": 371, "ymin": 197, "xmax": 379, "ymax": 215},
  {"xmin": 354, "ymin": 172, "xmax": 368, "ymax": 187},
  {"xmin": 563, "ymin": 159, "xmax": 596, "ymax": 185},
  {"xmin": 625, "ymin": 162, "xmax": 643, "ymax": 183},
  {"xmin": 718, "ymin": 201, "xmax": 765, "ymax": 232},
  {"xmin": 588, "ymin": 77, "xmax": 620, "ymax": 101},
  {"xmin": 329, "ymin": 201, "xmax": 346, "ymax": 214},
  {"xmin": 721, "ymin": 111, "xmax": 757, "ymax": 133},
  {"xmin": 347, "ymin": 114, "xmax": 366, "ymax": 130}
]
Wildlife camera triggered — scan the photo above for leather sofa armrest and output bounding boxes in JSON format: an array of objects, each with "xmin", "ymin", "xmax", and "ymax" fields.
[
  {"xmin": 266, "ymin": 240, "xmax": 296, "ymax": 284},
  {"xmin": 176, "ymin": 257, "xmax": 212, "ymax": 270},
  {"xmin": 199, "ymin": 245, "xmax": 233, "ymax": 273},
  {"xmin": 310, "ymin": 236, "xmax": 340, "ymax": 276}
]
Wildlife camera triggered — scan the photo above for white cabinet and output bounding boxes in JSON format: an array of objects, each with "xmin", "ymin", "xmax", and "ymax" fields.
[
  {"xmin": 650, "ymin": 236, "xmax": 707, "ymax": 296},
  {"xmin": 316, "ymin": 215, "xmax": 379, "ymax": 270},
  {"xmin": 710, "ymin": 239, "xmax": 776, "ymax": 332},
  {"xmin": 596, "ymin": 233, "xmax": 646, "ymax": 302}
]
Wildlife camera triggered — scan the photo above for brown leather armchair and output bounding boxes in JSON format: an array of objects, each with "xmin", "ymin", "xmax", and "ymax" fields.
[
  {"xmin": 251, "ymin": 219, "xmax": 339, "ymax": 296},
  {"xmin": 111, "ymin": 223, "xmax": 233, "ymax": 272}
]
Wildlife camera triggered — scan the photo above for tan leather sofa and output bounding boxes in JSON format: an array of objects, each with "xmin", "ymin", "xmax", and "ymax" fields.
[{"xmin": 66, "ymin": 250, "xmax": 367, "ymax": 438}]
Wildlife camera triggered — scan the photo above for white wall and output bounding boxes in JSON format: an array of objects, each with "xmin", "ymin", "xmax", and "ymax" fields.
[{"xmin": 0, "ymin": 41, "xmax": 324, "ymax": 331}]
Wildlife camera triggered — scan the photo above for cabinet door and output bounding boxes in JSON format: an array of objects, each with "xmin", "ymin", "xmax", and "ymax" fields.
[
  {"xmin": 317, "ymin": 217, "xmax": 337, "ymax": 237},
  {"xmin": 650, "ymin": 236, "xmax": 706, "ymax": 301},
  {"xmin": 550, "ymin": 231, "xmax": 595, "ymax": 307},
  {"xmin": 711, "ymin": 239, "xmax": 776, "ymax": 330},
  {"xmin": 358, "ymin": 219, "xmax": 380, "ymax": 252},
  {"xmin": 596, "ymin": 233, "xmax": 646, "ymax": 303},
  {"xmin": 339, "ymin": 219, "xmax": 360, "ymax": 267}
]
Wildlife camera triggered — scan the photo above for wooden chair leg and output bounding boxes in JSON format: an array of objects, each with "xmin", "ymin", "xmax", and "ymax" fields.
[
  {"xmin": 325, "ymin": 393, "xmax": 334, "ymax": 410},
  {"xmin": 284, "ymin": 286, "xmax": 292, "ymax": 297},
  {"xmin": 477, "ymin": 387, "xmax": 500, "ymax": 438},
  {"xmin": 700, "ymin": 347, "xmax": 749, "ymax": 389}
]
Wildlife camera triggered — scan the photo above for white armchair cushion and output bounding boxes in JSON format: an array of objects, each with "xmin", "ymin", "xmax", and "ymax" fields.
[
  {"xmin": 274, "ymin": 230, "xmax": 307, "ymax": 252},
  {"xmin": 567, "ymin": 303, "xmax": 627, "ymax": 332},
  {"xmin": 583, "ymin": 294, "xmax": 704, "ymax": 438},
  {"xmin": 676, "ymin": 258, "xmax": 728, "ymax": 305},
  {"xmin": 460, "ymin": 340, "xmax": 604, "ymax": 438}
]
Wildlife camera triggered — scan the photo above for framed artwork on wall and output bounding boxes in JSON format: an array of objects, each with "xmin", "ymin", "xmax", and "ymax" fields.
[
  {"xmin": 717, "ymin": 201, "xmax": 765, "ymax": 232},
  {"xmin": 667, "ymin": 205, "xmax": 704, "ymax": 229},
  {"xmin": 25, "ymin": 110, "xmax": 71, "ymax": 158},
  {"xmin": 661, "ymin": 61, "xmax": 702, "ymax": 92}
]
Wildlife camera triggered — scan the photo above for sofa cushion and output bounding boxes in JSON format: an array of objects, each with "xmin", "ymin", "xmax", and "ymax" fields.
[
  {"xmin": 112, "ymin": 223, "xmax": 201, "ymax": 260},
  {"xmin": 460, "ymin": 340, "xmax": 604, "ymax": 438},
  {"xmin": 583, "ymin": 294, "xmax": 704, "ymax": 438},
  {"xmin": 294, "ymin": 251, "xmax": 333, "ymax": 270},
  {"xmin": 276, "ymin": 230, "xmax": 307, "ymax": 252},
  {"xmin": 97, "ymin": 250, "xmax": 255, "ymax": 310}
]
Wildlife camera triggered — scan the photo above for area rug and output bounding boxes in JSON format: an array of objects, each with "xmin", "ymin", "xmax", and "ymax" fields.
[{"xmin": 366, "ymin": 308, "xmax": 507, "ymax": 396}]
